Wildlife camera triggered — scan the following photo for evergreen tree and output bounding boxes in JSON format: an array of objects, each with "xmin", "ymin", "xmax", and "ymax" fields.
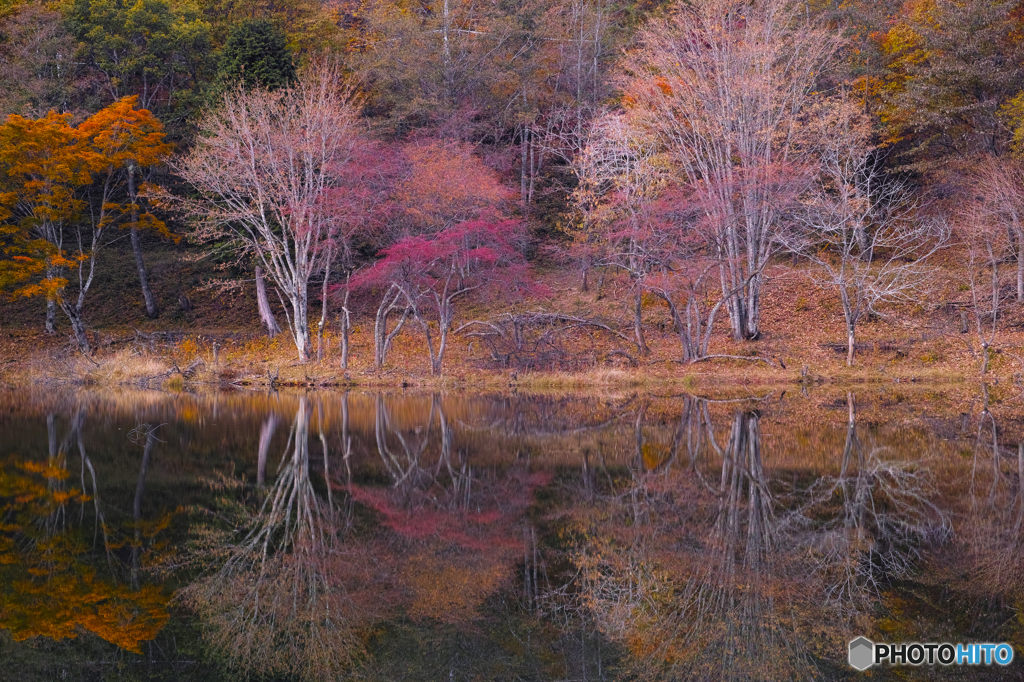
[{"xmin": 219, "ymin": 19, "xmax": 295, "ymax": 91}]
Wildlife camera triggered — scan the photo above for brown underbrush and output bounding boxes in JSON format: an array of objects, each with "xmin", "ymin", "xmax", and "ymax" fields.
[{"xmin": 2, "ymin": 250, "xmax": 1023, "ymax": 391}]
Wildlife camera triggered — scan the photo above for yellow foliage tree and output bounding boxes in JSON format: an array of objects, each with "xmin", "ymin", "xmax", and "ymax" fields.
[{"xmin": 0, "ymin": 97, "xmax": 171, "ymax": 347}]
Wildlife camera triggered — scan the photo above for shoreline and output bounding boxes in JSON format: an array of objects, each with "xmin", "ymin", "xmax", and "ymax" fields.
[{"xmin": 0, "ymin": 332, "xmax": 1006, "ymax": 394}]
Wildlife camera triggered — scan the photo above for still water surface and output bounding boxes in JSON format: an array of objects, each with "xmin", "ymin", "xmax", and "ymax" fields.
[{"xmin": 0, "ymin": 387, "xmax": 1021, "ymax": 681}]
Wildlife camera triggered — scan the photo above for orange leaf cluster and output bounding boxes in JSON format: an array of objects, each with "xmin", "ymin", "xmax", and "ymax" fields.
[
  {"xmin": 0, "ymin": 454, "xmax": 169, "ymax": 653},
  {"xmin": 0, "ymin": 96, "xmax": 172, "ymax": 299}
]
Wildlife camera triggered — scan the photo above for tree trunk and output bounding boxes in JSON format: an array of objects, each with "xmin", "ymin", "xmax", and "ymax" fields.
[
  {"xmin": 855, "ymin": 221, "xmax": 868, "ymax": 255},
  {"xmin": 724, "ymin": 281, "xmax": 750, "ymax": 341},
  {"xmin": 317, "ymin": 256, "xmax": 331, "ymax": 363},
  {"xmin": 633, "ymin": 289, "xmax": 648, "ymax": 356},
  {"xmin": 62, "ymin": 301, "xmax": 91, "ymax": 355},
  {"xmin": 744, "ymin": 274, "xmax": 762, "ymax": 340},
  {"xmin": 527, "ymin": 127, "xmax": 537, "ymax": 206},
  {"xmin": 130, "ymin": 227, "xmax": 159, "ymax": 318},
  {"xmin": 434, "ymin": 328, "xmax": 448, "ymax": 375},
  {"xmin": 1017, "ymin": 244, "xmax": 1023, "ymax": 303},
  {"xmin": 520, "ymin": 123, "xmax": 528, "ymax": 215},
  {"xmin": 374, "ymin": 293, "xmax": 389, "ymax": 369},
  {"xmin": 127, "ymin": 166, "xmax": 159, "ymax": 318},
  {"xmin": 661, "ymin": 293, "xmax": 693, "ymax": 362},
  {"xmin": 847, "ymin": 326, "xmax": 856, "ymax": 367},
  {"xmin": 416, "ymin": 307, "xmax": 441, "ymax": 376},
  {"xmin": 722, "ymin": 260, "xmax": 761, "ymax": 341},
  {"xmin": 431, "ymin": 307, "xmax": 452, "ymax": 376},
  {"xmin": 45, "ymin": 262, "xmax": 59, "ymax": 333},
  {"xmin": 256, "ymin": 266, "xmax": 281, "ymax": 338},
  {"xmin": 423, "ymin": 319, "xmax": 439, "ymax": 375},
  {"xmin": 45, "ymin": 299, "xmax": 56, "ymax": 334},
  {"xmin": 289, "ymin": 289, "xmax": 311, "ymax": 362},
  {"xmin": 374, "ymin": 285, "xmax": 409, "ymax": 370},
  {"xmin": 842, "ymin": 290, "xmax": 856, "ymax": 367},
  {"xmin": 981, "ymin": 342, "xmax": 990, "ymax": 375},
  {"xmin": 340, "ymin": 283, "xmax": 351, "ymax": 371}
]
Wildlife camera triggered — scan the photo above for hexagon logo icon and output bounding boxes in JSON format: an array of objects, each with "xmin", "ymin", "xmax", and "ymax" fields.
[{"xmin": 849, "ymin": 637, "xmax": 874, "ymax": 671}]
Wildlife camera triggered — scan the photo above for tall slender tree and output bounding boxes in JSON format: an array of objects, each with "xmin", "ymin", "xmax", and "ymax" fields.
[
  {"xmin": 620, "ymin": 0, "xmax": 839, "ymax": 341},
  {"xmin": 176, "ymin": 60, "xmax": 367, "ymax": 362},
  {"xmin": 79, "ymin": 96, "xmax": 173, "ymax": 319}
]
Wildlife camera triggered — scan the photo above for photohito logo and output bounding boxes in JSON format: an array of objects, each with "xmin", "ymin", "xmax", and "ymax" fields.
[{"xmin": 849, "ymin": 637, "xmax": 1014, "ymax": 670}]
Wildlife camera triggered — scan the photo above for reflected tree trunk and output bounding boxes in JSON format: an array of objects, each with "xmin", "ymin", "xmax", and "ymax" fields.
[
  {"xmin": 180, "ymin": 396, "xmax": 365, "ymax": 678},
  {"xmin": 804, "ymin": 391, "xmax": 948, "ymax": 619},
  {"xmin": 131, "ymin": 431, "xmax": 155, "ymax": 588},
  {"xmin": 374, "ymin": 393, "xmax": 435, "ymax": 498},
  {"xmin": 257, "ymin": 413, "xmax": 279, "ymax": 486}
]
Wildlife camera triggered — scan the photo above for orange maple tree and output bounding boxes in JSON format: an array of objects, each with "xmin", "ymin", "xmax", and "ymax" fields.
[
  {"xmin": 0, "ymin": 110, "xmax": 92, "ymax": 306},
  {"xmin": 0, "ymin": 97, "xmax": 171, "ymax": 349}
]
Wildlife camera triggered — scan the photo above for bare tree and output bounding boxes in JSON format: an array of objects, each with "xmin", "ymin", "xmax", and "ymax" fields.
[
  {"xmin": 962, "ymin": 217, "xmax": 1009, "ymax": 376},
  {"xmin": 569, "ymin": 406, "xmax": 819, "ymax": 681},
  {"xmin": 180, "ymin": 398, "xmax": 371, "ymax": 680},
  {"xmin": 967, "ymin": 159, "xmax": 1024, "ymax": 302},
  {"xmin": 572, "ymin": 112, "xmax": 773, "ymax": 364},
  {"xmin": 572, "ymin": 111, "xmax": 668, "ymax": 355},
  {"xmin": 371, "ymin": 284, "xmax": 411, "ymax": 371},
  {"xmin": 796, "ymin": 393, "xmax": 949, "ymax": 621},
  {"xmin": 175, "ymin": 60, "xmax": 365, "ymax": 362},
  {"xmin": 530, "ymin": 0, "xmax": 619, "ymax": 215},
  {"xmin": 783, "ymin": 103, "xmax": 948, "ymax": 366},
  {"xmin": 954, "ymin": 388, "xmax": 1024, "ymax": 602},
  {"xmin": 960, "ymin": 157, "xmax": 1023, "ymax": 374},
  {"xmin": 621, "ymin": 0, "xmax": 839, "ymax": 341}
]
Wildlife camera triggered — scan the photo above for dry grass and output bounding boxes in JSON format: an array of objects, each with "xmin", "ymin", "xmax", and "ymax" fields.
[
  {"xmin": 3, "ymin": 248, "xmax": 1023, "ymax": 391},
  {"xmin": 511, "ymin": 368, "xmax": 659, "ymax": 389}
]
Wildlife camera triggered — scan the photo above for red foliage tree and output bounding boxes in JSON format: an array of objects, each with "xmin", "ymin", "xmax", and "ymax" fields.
[
  {"xmin": 353, "ymin": 217, "xmax": 532, "ymax": 374},
  {"xmin": 392, "ymin": 140, "xmax": 510, "ymax": 233},
  {"xmin": 321, "ymin": 141, "xmax": 403, "ymax": 367}
]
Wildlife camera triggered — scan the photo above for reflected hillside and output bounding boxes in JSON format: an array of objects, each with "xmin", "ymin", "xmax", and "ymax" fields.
[
  {"xmin": 0, "ymin": 386, "xmax": 1020, "ymax": 681},
  {"xmin": 0, "ymin": 408, "xmax": 169, "ymax": 657}
]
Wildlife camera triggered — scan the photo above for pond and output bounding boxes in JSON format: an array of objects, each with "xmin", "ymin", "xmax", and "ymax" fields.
[{"xmin": 0, "ymin": 386, "xmax": 1021, "ymax": 681}]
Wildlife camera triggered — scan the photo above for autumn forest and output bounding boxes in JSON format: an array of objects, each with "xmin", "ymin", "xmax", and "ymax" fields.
[
  {"xmin": 3, "ymin": 0, "xmax": 1024, "ymax": 385},
  {"xmin": 6, "ymin": 2, "xmax": 1024, "ymax": 679}
]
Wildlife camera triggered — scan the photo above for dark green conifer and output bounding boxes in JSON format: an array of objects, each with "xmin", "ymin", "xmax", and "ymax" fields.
[{"xmin": 219, "ymin": 19, "xmax": 296, "ymax": 91}]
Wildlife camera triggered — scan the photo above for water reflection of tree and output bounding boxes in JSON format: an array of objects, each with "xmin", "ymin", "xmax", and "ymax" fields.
[
  {"xmin": 949, "ymin": 386, "xmax": 1024, "ymax": 602},
  {"xmin": 354, "ymin": 393, "xmax": 544, "ymax": 626},
  {"xmin": 796, "ymin": 393, "xmax": 950, "ymax": 623},
  {"xmin": 556, "ymin": 395, "xmax": 949, "ymax": 680},
  {"xmin": 647, "ymin": 408, "xmax": 810, "ymax": 680},
  {"xmin": 0, "ymin": 407, "xmax": 168, "ymax": 653},
  {"xmin": 180, "ymin": 397, "xmax": 379, "ymax": 681}
]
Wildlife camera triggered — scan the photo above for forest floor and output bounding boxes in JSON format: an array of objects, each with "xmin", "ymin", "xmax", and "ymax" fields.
[{"xmin": 1, "ymin": 238, "xmax": 1022, "ymax": 392}]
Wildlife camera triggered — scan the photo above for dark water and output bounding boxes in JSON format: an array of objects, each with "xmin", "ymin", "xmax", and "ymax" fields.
[{"xmin": 0, "ymin": 387, "xmax": 1022, "ymax": 681}]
